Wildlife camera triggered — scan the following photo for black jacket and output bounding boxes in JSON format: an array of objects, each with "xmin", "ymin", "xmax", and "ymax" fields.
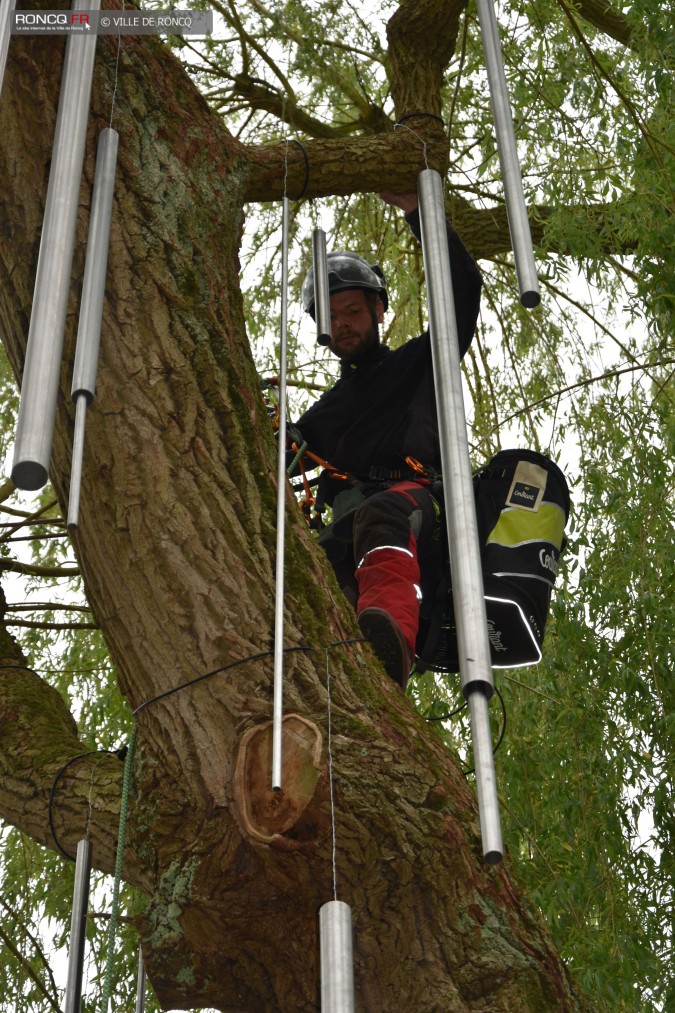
[{"xmin": 294, "ymin": 210, "xmax": 482, "ymax": 502}]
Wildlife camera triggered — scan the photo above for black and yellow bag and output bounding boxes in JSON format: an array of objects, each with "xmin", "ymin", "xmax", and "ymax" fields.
[{"xmin": 418, "ymin": 449, "xmax": 570, "ymax": 672}]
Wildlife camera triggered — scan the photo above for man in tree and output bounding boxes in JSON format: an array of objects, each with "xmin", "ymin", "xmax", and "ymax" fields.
[{"xmin": 293, "ymin": 192, "xmax": 482, "ymax": 688}]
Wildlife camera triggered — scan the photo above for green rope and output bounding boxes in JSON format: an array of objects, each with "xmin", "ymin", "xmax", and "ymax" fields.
[
  {"xmin": 100, "ymin": 721, "xmax": 138, "ymax": 1013},
  {"xmin": 287, "ymin": 440, "xmax": 308, "ymax": 477}
]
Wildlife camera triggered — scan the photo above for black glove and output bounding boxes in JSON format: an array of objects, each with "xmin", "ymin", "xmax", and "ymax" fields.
[{"xmin": 274, "ymin": 419, "xmax": 304, "ymax": 446}]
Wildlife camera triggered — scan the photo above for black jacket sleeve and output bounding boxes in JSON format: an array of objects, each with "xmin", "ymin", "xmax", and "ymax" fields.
[{"xmin": 405, "ymin": 208, "xmax": 482, "ymax": 358}]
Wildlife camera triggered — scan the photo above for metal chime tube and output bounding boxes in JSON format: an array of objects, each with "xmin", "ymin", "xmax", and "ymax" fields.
[
  {"xmin": 474, "ymin": 0, "xmax": 540, "ymax": 308},
  {"xmin": 417, "ymin": 168, "xmax": 503, "ymax": 863},
  {"xmin": 0, "ymin": 0, "xmax": 16, "ymax": 95},
  {"xmin": 68, "ymin": 127, "xmax": 119, "ymax": 529},
  {"xmin": 135, "ymin": 945, "xmax": 146, "ymax": 1013},
  {"xmin": 11, "ymin": 0, "xmax": 101, "ymax": 491},
  {"xmin": 272, "ymin": 195, "xmax": 291, "ymax": 790},
  {"xmin": 312, "ymin": 229, "xmax": 333, "ymax": 346},
  {"xmin": 64, "ymin": 838, "xmax": 92, "ymax": 1013},
  {"xmin": 320, "ymin": 901, "xmax": 355, "ymax": 1013}
]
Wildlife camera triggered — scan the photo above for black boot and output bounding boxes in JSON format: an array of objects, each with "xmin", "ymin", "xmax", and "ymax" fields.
[{"xmin": 358, "ymin": 607, "xmax": 412, "ymax": 690}]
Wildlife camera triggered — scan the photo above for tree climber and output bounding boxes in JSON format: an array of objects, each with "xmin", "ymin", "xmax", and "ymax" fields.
[{"xmin": 292, "ymin": 192, "xmax": 482, "ymax": 689}]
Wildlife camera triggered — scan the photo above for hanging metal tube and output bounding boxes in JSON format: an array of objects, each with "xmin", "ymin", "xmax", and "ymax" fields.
[
  {"xmin": 312, "ymin": 229, "xmax": 332, "ymax": 347},
  {"xmin": 468, "ymin": 692, "xmax": 502, "ymax": 863},
  {"xmin": 68, "ymin": 395, "xmax": 87, "ymax": 530},
  {"xmin": 474, "ymin": 0, "xmax": 540, "ymax": 308},
  {"xmin": 68, "ymin": 127, "xmax": 119, "ymax": 529},
  {"xmin": 320, "ymin": 901, "xmax": 355, "ymax": 1013},
  {"xmin": 135, "ymin": 945, "xmax": 146, "ymax": 1013},
  {"xmin": 417, "ymin": 168, "xmax": 503, "ymax": 863},
  {"xmin": 272, "ymin": 196, "xmax": 291, "ymax": 791},
  {"xmin": 0, "ymin": 0, "xmax": 16, "ymax": 96},
  {"xmin": 64, "ymin": 838, "xmax": 92, "ymax": 1013},
  {"xmin": 11, "ymin": 0, "xmax": 101, "ymax": 491}
]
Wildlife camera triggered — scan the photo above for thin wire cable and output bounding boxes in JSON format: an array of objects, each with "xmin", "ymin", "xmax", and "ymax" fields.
[
  {"xmin": 393, "ymin": 121, "xmax": 430, "ymax": 170},
  {"xmin": 86, "ymin": 754, "xmax": 107, "ymax": 839},
  {"xmin": 48, "ymin": 750, "xmax": 121, "ymax": 861}
]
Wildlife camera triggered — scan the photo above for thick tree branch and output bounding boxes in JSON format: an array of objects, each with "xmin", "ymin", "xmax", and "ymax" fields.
[
  {"xmin": 0, "ymin": 479, "xmax": 15, "ymax": 504},
  {"xmin": 5, "ymin": 619, "xmax": 98, "ymax": 630},
  {"xmin": 0, "ymin": 582, "xmax": 148, "ymax": 885},
  {"xmin": 3, "ymin": 602, "xmax": 92, "ymax": 612},
  {"xmin": 232, "ymin": 73, "xmax": 370, "ymax": 138},
  {"xmin": 0, "ymin": 558, "xmax": 79, "ymax": 578},
  {"xmin": 387, "ymin": 0, "xmax": 469, "ymax": 118},
  {"xmin": 242, "ymin": 127, "xmax": 448, "ymax": 202},
  {"xmin": 226, "ymin": 0, "xmax": 386, "ymax": 131},
  {"xmin": 0, "ymin": 497, "xmax": 59, "ymax": 544},
  {"xmin": 571, "ymin": 0, "xmax": 634, "ymax": 49}
]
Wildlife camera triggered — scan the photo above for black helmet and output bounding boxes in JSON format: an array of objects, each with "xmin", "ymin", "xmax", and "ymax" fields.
[{"xmin": 301, "ymin": 251, "xmax": 388, "ymax": 319}]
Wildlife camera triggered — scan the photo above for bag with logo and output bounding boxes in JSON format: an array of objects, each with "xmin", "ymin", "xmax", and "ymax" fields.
[{"xmin": 417, "ymin": 449, "xmax": 570, "ymax": 672}]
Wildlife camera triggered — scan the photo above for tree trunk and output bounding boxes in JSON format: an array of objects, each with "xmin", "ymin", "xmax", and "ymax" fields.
[{"xmin": 0, "ymin": 33, "xmax": 593, "ymax": 1013}]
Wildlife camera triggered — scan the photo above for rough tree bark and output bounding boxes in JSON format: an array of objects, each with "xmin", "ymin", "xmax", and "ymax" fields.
[{"xmin": 0, "ymin": 15, "xmax": 598, "ymax": 1013}]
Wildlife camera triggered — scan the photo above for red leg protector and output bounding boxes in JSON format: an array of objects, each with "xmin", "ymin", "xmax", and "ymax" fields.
[{"xmin": 355, "ymin": 535, "xmax": 421, "ymax": 658}]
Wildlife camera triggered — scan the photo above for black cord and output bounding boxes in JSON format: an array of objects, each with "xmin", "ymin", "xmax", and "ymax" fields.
[
  {"xmin": 493, "ymin": 684, "xmax": 507, "ymax": 754},
  {"xmin": 131, "ymin": 645, "xmax": 313, "ymax": 716},
  {"xmin": 131, "ymin": 640, "xmax": 369, "ymax": 716},
  {"xmin": 425, "ymin": 699, "xmax": 468, "ymax": 722},
  {"xmin": 288, "ymin": 138, "xmax": 310, "ymax": 201},
  {"xmin": 463, "ymin": 686, "xmax": 507, "ymax": 776},
  {"xmin": 38, "ymin": 635, "xmax": 481, "ymax": 859},
  {"xmin": 48, "ymin": 749, "xmax": 126, "ymax": 861},
  {"xmin": 425, "ymin": 683, "xmax": 507, "ymax": 775},
  {"xmin": 395, "ymin": 112, "xmax": 446, "ymax": 128}
]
